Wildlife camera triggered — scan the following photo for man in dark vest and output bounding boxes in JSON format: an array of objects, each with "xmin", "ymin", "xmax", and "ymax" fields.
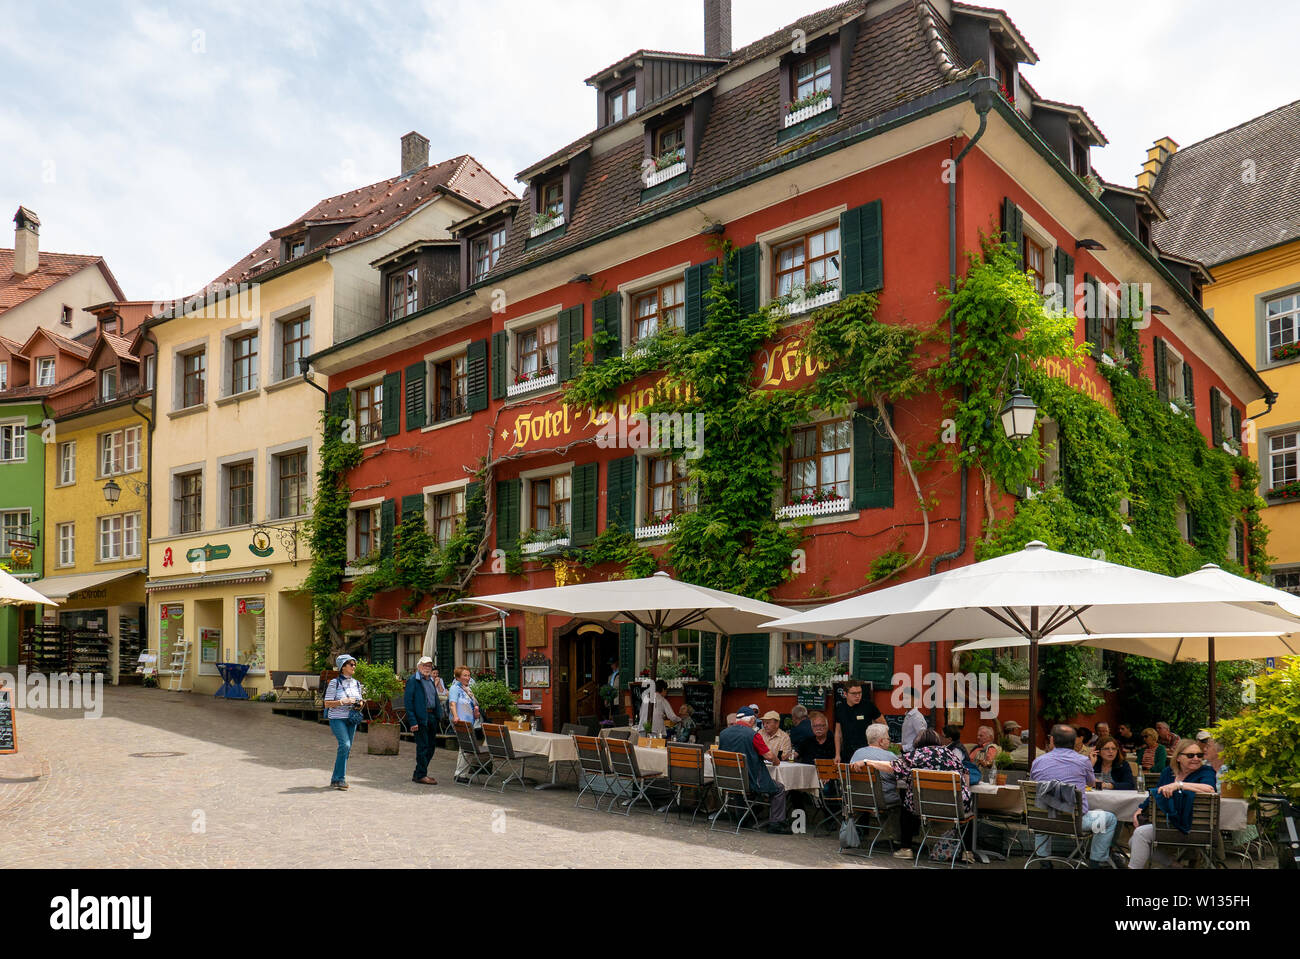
[
  {"xmin": 404, "ymin": 657, "xmax": 443, "ymax": 785},
  {"xmin": 718, "ymin": 706, "xmax": 790, "ymax": 833}
]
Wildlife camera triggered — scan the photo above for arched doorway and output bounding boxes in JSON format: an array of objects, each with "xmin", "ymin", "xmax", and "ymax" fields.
[{"xmin": 553, "ymin": 620, "xmax": 619, "ymax": 729}]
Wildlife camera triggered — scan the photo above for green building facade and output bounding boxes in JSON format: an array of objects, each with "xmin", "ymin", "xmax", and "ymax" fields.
[{"xmin": 0, "ymin": 399, "xmax": 49, "ymax": 665}]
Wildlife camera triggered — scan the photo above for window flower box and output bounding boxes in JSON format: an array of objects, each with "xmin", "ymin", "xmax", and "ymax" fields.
[
  {"xmin": 521, "ymin": 535, "xmax": 570, "ymax": 556},
  {"xmin": 1268, "ymin": 481, "xmax": 1300, "ymax": 501},
  {"xmin": 775, "ymin": 284, "xmax": 841, "ymax": 317},
  {"xmin": 776, "ymin": 496, "xmax": 852, "ymax": 520},
  {"xmin": 1100, "ymin": 352, "xmax": 1116, "ymax": 368},
  {"xmin": 1271, "ymin": 343, "xmax": 1300, "ymax": 363},
  {"xmin": 644, "ymin": 160, "xmax": 687, "ymax": 188},
  {"xmin": 635, "ymin": 520, "xmax": 675, "ymax": 540},
  {"xmin": 1222, "ymin": 441, "xmax": 1240, "ymax": 456},
  {"xmin": 530, "ymin": 213, "xmax": 565, "ymax": 238},
  {"xmin": 507, "ymin": 370, "xmax": 558, "ymax": 397},
  {"xmin": 784, "ymin": 92, "xmax": 833, "ymax": 128},
  {"xmin": 772, "ymin": 666, "xmax": 849, "ymax": 688}
]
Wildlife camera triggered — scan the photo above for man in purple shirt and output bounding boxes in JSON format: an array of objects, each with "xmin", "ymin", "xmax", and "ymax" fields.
[{"xmin": 1030, "ymin": 724, "xmax": 1118, "ymax": 868}]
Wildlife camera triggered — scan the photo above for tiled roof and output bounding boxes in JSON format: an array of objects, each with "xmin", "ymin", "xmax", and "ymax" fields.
[
  {"xmin": 21, "ymin": 326, "xmax": 92, "ymax": 359},
  {"xmin": 207, "ymin": 155, "xmax": 517, "ymax": 290},
  {"xmin": 489, "ymin": 1, "xmax": 965, "ymax": 281},
  {"xmin": 1151, "ymin": 98, "xmax": 1300, "ymax": 267},
  {"xmin": 0, "ymin": 335, "xmax": 25, "ymax": 356},
  {"xmin": 99, "ymin": 332, "xmax": 137, "ymax": 362},
  {"xmin": 0, "ymin": 250, "xmax": 111, "ymax": 314},
  {"xmin": 46, "ymin": 368, "xmax": 96, "ymax": 397}
]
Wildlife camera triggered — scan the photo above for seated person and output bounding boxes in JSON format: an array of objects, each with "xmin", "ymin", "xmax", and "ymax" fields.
[
  {"xmin": 1116, "ymin": 723, "xmax": 1144, "ymax": 752},
  {"xmin": 788, "ymin": 704, "xmax": 813, "ymax": 758},
  {"xmin": 718, "ymin": 706, "xmax": 790, "ymax": 834},
  {"xmin": 1092, "ymin": 736, "xmax": 1135, "ymax": 790},
  {"xmin": 1074, "ymin": 726, "xmax": 1093, "ymax": 754},
  {"xmin": 1000, "ymin": 720, "xmax": 1023, "ymax": 752},
  {"xmin": 673, "ymin": 703, "xmax": 696, "ymax": 743},
  {"xmin": 1196, "ymin": 730, "xmax": 1222, "ymax": 773},
  {"xmin": 854, "ymin": 727, "xmax": 973, "ymax": 862},
  {"xmin": 850, "ymin": 723, "xmax": 901, "ymax": 807},
  {"xmin": 759, "ymin": 710, "xmax": 792, "ymax": 760},
  {"xmin": 1128, "ymin": 738, "xmax": 1216, "ymax": 869},
  {"xmin": 1137, "ymin": 727, "xmax": 1168, "ymax": 773},
  {"xmin": 1030, "ymin": 724, "xmax": 1119, "ymax": 869},
  {"xmin": 1092, "ymin": 722, "xmax": 1110, "ymax": 747},
  {"xmin": 794, "ymin": 711, "xmax": 836, "ymax": 764},
  {"xmin": 639, "ymin": 679, "xmax": 677, "ymax": 738},
  {"xmin": 968, "ymin": 724, "xmax": 1000, "ymax": 776},
  {"xmin": 942, "ymin": 724, "xmax": 969, "ymax": 761}
]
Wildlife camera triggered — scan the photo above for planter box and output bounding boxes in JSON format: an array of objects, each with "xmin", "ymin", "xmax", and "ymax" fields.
[
  {"xmin": 771, "ymin": 673, "xmax": 848, "ymax": 688},
  {"xmin": 634, "ymin": 520, "xmax": 675, "ymax": 540},
  {"xmin": 777, "ymin": 285, "xmax": 841, "ymax": 318},
  {"xmin": 644, "ymin": 160, "xmax": 686, "ymax": 188},
  {"xmin": 507, "ymin": 371, "xmax": 558, "ymax": 397},
  {"xmin": 784, "ymin": 95, "xmax": 833, "ymax": 128},
  {"xmin": 366, "ymin": 722, "xmax": 401, "ymax": 755},
  {"xmin": 776, "ymin": 497, "xmax": 852, "ymax": 520},
  {"xmin": 521, "ymin": 535, "xmax": 570, "ymax": 555},
  {"xmin": 530, "ymin": 214, "xmax": 565, "ymax": 238}
]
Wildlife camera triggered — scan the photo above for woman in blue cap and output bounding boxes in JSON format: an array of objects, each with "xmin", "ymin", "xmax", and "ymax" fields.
[{"xmin": 324, "ymin": 655, "xmax": 365, "ymax": 790}]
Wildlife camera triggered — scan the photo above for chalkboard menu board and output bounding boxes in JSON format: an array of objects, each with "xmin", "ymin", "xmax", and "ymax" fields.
[
  {"xmin": 797, "ymin": 686, "xmax": 829, "ymax": 711},
  {"xmin": 883, "ymin": 713, "xmax": 905, "ymax": 745},
  {"xmin": 0, "ymin": 688, "xmax": 15, "ymax": 754},
  {"xmin": 682, "ymin": 682, "xmax": 714, "ymax": 732}
]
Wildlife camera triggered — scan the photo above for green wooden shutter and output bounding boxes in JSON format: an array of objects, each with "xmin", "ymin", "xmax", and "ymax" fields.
[
  {"xmin": 735, "ymin": 243, "xmax": 761, "ymax": 316},
  {"xmin": 841, "ymin": 200, "xmax": 884, "ymax": 295},
  {"xmin": 1210, "ymin": 387, "xmax": 1224, "ymax": 446},
  {"xmin": 1083, "ymin": 272, "xmax": 1101, "ymax": 356},
  {"xmin": 1001, "ymin": 198, "xmax": 1024, "ymax": 266},
  {"xmin": 571, "ymin": 461, "xmax": 598, "ymax": 546},
  {"xmin": 436, "ymin": 629, "xmax": 456, "ymax": 672},
  {"xmin": 592, "ymin": 293, "xmax": 621, "ymax": 363},
  {"xmin": 464, "ymin": 481, "xmax": 484, "ymax": 537},
  {"xmin": 466, "ymin": 339, "xmax": 489, "ymax": 413},
  {"xmin": 327, "ymin": 388, "xmax": 349, "ymax": 421},
  {"xmin": 852, "ymin": 641, "xmax": 894, "ymax": 688},
  {"xmin": 405, "ymin": 361, "xmax": 427, "ymax": 431},
  {"xmin": 606, "ymin": 455, "xmax": 638, "ymax": 531},
  {"xmin": 684, "ymin": 259, "xmax": 717, "ymax": 335},
  {"xmin": 1153, "ymin": 337, "xmax": 1169, "ymax": 401},
  {"xmin": 1054, "ymin": 248, "xmax": 1075, "ymax": 307},
  {"xmin": 619, "ymin": 623, "xmax": 637, "ymax": 690},
  {"xmin": 1230, "ymin": 406, "xmax": 1243, "ymax": 447},
  {"xmin": 496, "ymin": 478, "xmax": 521, "ymax": 549},
  {"xmin": 699, "ymin": 631, "xmax": 716, "ymax": 682},
  {"xmin": 381, "ymin": 371, "xmax": 401, "ymax": 437},
  {"xmin": 853, "ymin": 404, "xmax": 895, "ymax": 510},
  {"xmin": 1235, "ymin": 521, "xmax": 1247, "ymax": 565},
  {"xmin": 557, "ymin": 305, "xmax": 585, "ymax": 381},
  {"xmin": 370, "ymin": 633, "xmax": 396, "ymax": 670},
  {"xmin": 498, "ymin": 626, "xmax": 520, "ymax": 689},
  {"xmin": 380, "ymin": 499, "xmax": 396, "ymax": 559},
  {"xmin": 727, "ymin": 634, "xmax": 770, "ymax": 689},
  {"xmin": 1183, "ymin": 361, "xmax": 1195, "ymax": 411},
  {"xmin": 401, "ymin": 494, "xmax": 424, "ymax": 525},
  {"xmin": 491, "ymin": 330, "xmax": 508, "ymax": 400}
]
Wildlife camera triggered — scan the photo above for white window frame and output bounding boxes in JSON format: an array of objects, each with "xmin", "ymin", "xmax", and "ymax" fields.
[
  {"xmin": 519, "ymin": 463, "xmax": 574, "ymax": 549},
  {"xmin": 423, "ymin": 479, "xmax": 471, "ymax": 548},
  {"xmin": 617, "ymin": 264, "xmax": 690, "ymax": 350},
  {"xmin": 424, "ymin": 340, "xmax": 472, "ymax": 428},
  {"xmin": 56, "ymin": 522, "xmax": 75, "ymax": 568},
  {"xmin": 756, "ymin": 206, "xmax": 848, "ymax": 313},
  {"xmin": 459, "ymin": 628, "xmax": 498, "ymax": 675},
  {"xmin": 100, "ymin": 367, "xmax": 118, "ymax": 402},
  {"xmin": 0, "ymin": 420, "xmax": 27, "ymax": 464},
  {"xmin": 634, "ymin": 448, "xmax": 697, "ymax": 538},
  {"xmin": 1164, "ymin": 342, "xmax": 1187, "ymax": 405},
  {"xmin": 0, "ymin": 509, "xmax": 31, "ymax": 556},
  {"xmin": 775, "ymin": 410, "xmax": 855, "ymax": 519},
  {"xmin": 347, "ymin": 496, "xmax": 385, "ymax": 567},
  {"xmin": 57, "ymin": 440, "xmax": 76, "ymax": 486},
  {"xmin": 0, "ymin": 360, "xmax": 10, "ymax": 390},
  {"xmin": 36, "ymin": 356, "xmax": 56, "ymax": 387},
  {"xmin": 346, "ymin": 372, "xmax": 385, "ymax": 446},
  {"xmin": 1266, "ymin": 426, "xmax": 1299, "ymax": 491},
  {"xmin": 503, "ymin": 304, "xmax": 563, "ymax": 397}
]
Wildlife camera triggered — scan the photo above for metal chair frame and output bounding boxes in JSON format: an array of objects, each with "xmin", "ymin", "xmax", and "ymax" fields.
[
  {"xmin": 451, "ymin": 720, "xmax": 493, "ymax": 785},
  {"xmin": 709, "ymin": 750, "xmax": 771, "ymax": 834},
  {"xmin": 1022, "ymin": 780, "xmax": 1094, "ymax": 869},
  {"xmin": 604, "ymin": 738, "xmax": 665, "ymax": 816},
  {"xmin": 912, "ymin": 769, "xmax": 974, "ymax": 870},
  {"xmin": 813, "ymin": 759, "xmax": 844, "ymax": 835},
  {"xmin": 1152, "ymin": 791, "xmax": 1221, "ymax": 869},
  {"xmin": 482, "ymin": 724, "xmax": 530, "ymax": 793},
  {"xmin": 663, "ymin": 743, "xmax": 713, "ymax": 825},
  {"xmin": 839, "ymin": 762, "xmax": 897, "ymax": 857},
  {"xmin": 572, "ymin": 734, "xmax": 619, "ymax": 810}
]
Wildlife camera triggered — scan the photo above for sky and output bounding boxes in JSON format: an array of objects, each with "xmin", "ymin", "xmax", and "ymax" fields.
[{"xmin": 2, "ymin": 0, "xmax": 1298, "ymax": 300}]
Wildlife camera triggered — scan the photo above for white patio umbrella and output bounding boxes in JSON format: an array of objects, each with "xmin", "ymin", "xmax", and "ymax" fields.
[
  {"xmin": 473, "ymin": 570, "xmax": 792, "ymax": 680},
  {"xmin": 0, "ymin": 567, "xmax": 59, "ymax": 607},
  {"xmin": 953, "ymin": 564, "xmax": 1300, "ymax": 722},
  {"xmin": 759, "ymin": 542, "xmax": 1300, "ymax": 761}
]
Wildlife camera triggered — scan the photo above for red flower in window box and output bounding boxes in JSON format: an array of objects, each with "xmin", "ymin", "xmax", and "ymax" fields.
[{"xmin": 1272, "ymin": 343, "xmax": 1300, "ymax": 362}]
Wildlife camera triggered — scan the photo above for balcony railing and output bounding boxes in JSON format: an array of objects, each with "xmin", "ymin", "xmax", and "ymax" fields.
[
  {"xmin": 507, "ymin": 370, "xmax": 558, "ymax": 397},
  {"xmin": 358, "ymin": 421, "xmax": 384, "ymax": 443},
  {"xmin": 429, "ymin": 394, "xmax": 468, "ymax": 424}
]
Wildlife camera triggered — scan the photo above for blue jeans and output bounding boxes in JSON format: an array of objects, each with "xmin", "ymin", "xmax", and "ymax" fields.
[
  {"xmin": 329, "ymin": 718, "xmax": 356, "ymax": 784},
  {"xmin": 1036, "ymin": 809, "xmax": 1118, "ymax": 861}
]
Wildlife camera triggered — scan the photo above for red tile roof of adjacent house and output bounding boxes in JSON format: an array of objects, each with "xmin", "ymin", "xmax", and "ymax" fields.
[
  {"xmin": 98, "ymin": 332, "xmax": 137, "ymax": 363},
  {"xmin": 0, "ymin": 250, "xmax": 126, "ymax": 315},
  {"xmin": 46, "ymin": 368, "xmax": 96, "ymax": 398},
  {"xmin": 0, "ymin": 334, "xmax": 26, "ymax": 357},
  {"xmin": 20, "ymin": 325, "xmax": 92, "ymax": 359},
  {"xmin": 207, "ymin": 155, "xmax": 518, "ymax": 290}
]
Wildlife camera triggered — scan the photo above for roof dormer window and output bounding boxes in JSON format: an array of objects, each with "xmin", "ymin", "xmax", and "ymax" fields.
[
  {"xmin": 289, "ymin": 238, "xmax": 306, "ymax": 260},
  {"xmin": 531, "ymin": 179, "xmax": 566, "ymax": 238},
  {"xmin": 995, "ymin": 54, "xmax": 1015, "ymax": 103},
  {"xmin": 608, "ymin": 82, "xmax": 637, "ymax": 124},
  {"xmin": 779, "ymin": 36, "xmax": 842, "ymax": 136}
]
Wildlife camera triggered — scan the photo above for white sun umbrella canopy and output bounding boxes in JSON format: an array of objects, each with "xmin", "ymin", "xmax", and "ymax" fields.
[
  {"xmin": 760, "ymin": 542, "xmax": 1300, "ymax": 760},
  {"xmin": 0, "ymin": 567, "xmax": 59, "ymax": 607},
  {"xmin": 472, "ymin": 571, "xmax": 793, "ymax": 676}
]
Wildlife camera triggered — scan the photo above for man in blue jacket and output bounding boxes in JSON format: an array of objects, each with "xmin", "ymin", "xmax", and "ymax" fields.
[
  {"xmin": 405, "ymin": 657, "xmax": 442, "ymax": 785},
  {"xmin": 718, "ymin": 706, "xmax": 790, "ymax": 833}
]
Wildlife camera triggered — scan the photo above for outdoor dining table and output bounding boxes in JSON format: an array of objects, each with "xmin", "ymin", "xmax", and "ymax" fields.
[
  {"xmin": 499, "ymin": 729, "xmax": 579, "ymax": 789},
  {"xmin": 631, "ymin": 745, "xmax": 821, "ymax": 792}
]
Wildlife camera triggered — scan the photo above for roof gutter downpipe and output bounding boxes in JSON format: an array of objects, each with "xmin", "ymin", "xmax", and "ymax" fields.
[{"xmin": 930, "ymin": 81, "xmax": 994, "ymax": 721}]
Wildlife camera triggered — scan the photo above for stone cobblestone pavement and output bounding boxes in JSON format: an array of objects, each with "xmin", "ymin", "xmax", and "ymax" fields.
[{"xmin": 0, "ymin": 685, "xmax": 959, "ymax": 869}]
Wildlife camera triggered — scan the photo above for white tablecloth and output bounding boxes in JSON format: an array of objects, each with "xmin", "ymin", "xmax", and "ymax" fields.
[
  {"xmin": 974, "ymin": 785, "xmax": 1249, "ymax": 831},
  {"xmin": 506, "ymin": 729, "xmax": 578, "ymax": 764},
  {"xmin": 630, "ymin": 746, "xmax": 820, "ymax": 792}
]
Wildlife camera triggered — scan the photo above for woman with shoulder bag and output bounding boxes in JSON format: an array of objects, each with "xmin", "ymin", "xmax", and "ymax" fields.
[{"xmin": 324, "ymin": 655, "xmax": 365, "ymax": 790}]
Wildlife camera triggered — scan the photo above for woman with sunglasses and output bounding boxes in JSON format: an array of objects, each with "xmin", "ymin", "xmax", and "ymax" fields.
[{"xmin": 1127, "ymin": 738, "xmax": 1217, "ymax": 868}]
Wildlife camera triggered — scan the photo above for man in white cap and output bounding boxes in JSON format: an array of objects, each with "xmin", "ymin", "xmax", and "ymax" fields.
[
  {"xmin": 404, "ymin": 657, "xmax": 442, "ymax": 785},
  {"xmin": 759, "ymin": 710, "xmax": 792, "ymax": 760}
]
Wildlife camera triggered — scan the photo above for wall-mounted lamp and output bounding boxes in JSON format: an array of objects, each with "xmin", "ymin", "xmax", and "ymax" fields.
[
  {"xmin": 700, "ymin": 222, "xmax": 726, "ymax": 236},
  {"xmin": 568, "ymin": 274, "xmax": 592, "ymax": 284},
  {"xmin": 1148, "ymin": 305, "xmax": 1170, "ymax": 316},
  {"xmin": 1075, "ymin": 238, "xmax": 1107, "ymax": 251}
]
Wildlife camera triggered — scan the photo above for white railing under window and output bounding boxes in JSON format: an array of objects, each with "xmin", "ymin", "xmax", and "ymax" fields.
[
  {"xmin": 507, "ymin": 371, "xmax": 558, "ymax": 397},
  {"xmin": 634, "ymin": 520, "xmax": 675, "ymax": 540},
  {"xmin": 772, "ymin": 673, "xmax": 849, "ymax": 689},
  {"xmin": 775, "ymin": 496, "xmax": 852, "ymax": 520},
  {"xmin": 644, "ymin": 160, "xmax": 687, "ymax": 188},
  {"xmin": 521, "ymin": 535, "xmax": 570, "ymax": 555},
  {"xmin": 530, "ymin": 214, "xmax": 565, "ymax": 239},
  {"xmin": 784, "ymin": 94, "xmax": 834, "ymax": 129},
  {"xmin": 776, "ymin": 285, "xmax": 841, "ymax": 318}
]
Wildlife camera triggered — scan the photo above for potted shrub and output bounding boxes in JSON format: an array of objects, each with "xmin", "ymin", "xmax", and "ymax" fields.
[
  {"xmin": 994, "ymin": 750, "xmax": 1016, "ymax": 785},
  {"xmin": 472, "ymin": 678, "xmax": 521, "ymax": 725},
  {"xmin": 353, "ymin": 661, "xmax": 403, "ymax": 756}
]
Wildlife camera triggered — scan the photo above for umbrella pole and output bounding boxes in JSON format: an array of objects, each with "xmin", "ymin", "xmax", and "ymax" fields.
[
  {"xmin": 1027, "ymin": 609, "xmax": 1040, "ymax": 766},
  {"xmin": 1208, "ymin": 637, "xmax": 1217, "ymax": 726}
]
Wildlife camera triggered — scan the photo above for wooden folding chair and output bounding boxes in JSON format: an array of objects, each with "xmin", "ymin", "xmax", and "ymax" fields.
[
  {"xmin": 1022, "ymin": 780, "xmax": 1092, "ymax": 869},
  {"xmin": 839, "ymin": 762, "xmax": 897, "ymax": 857},
  {"xmin": 451, "ymin": 720, "xmax": 492, "ymax": 785},
  {"xmin": 912, "ymin": 769, "xmax": 974, "ymax": 869},
  {"xmin": 604, "ymin": 737, "xmax": 666, "ymax": 816},
  {"xmin": 572, "ymin": 734, "xmax": 618, "ymax": 811},
  {"xmin": 664, "ymin": 743, "xmax": 712, "ymax": 825},
  {"xmin": 482, "ymin": 723, "xmax": 530, "ymax": 792},
  {"xmin": 710, "ymin": 750, "xmax": 770, "ymax": 833},
  {"xmin": 1152, "ymin": 791, "xmax": 1221, "ymax": 869},
  {"xmin": 813, "ymin": 759, "xmax": 843, "ymax": 834}
]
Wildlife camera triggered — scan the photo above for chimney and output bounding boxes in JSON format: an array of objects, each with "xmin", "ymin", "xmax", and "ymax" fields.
[
  {"xmin": 12, "ymin": 206, "xmax": 39, "ymax": 277},
  {"xmin": 401, "ymin": 131, "xmax": 430, "ymax": 178},
  {"xmin": 1137, "ymin": 136, "xmax": 1179, "ymax": 192},
  {"xmin": 704, "ymin": 0, "xmax": 732, "ymax": 59}
]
